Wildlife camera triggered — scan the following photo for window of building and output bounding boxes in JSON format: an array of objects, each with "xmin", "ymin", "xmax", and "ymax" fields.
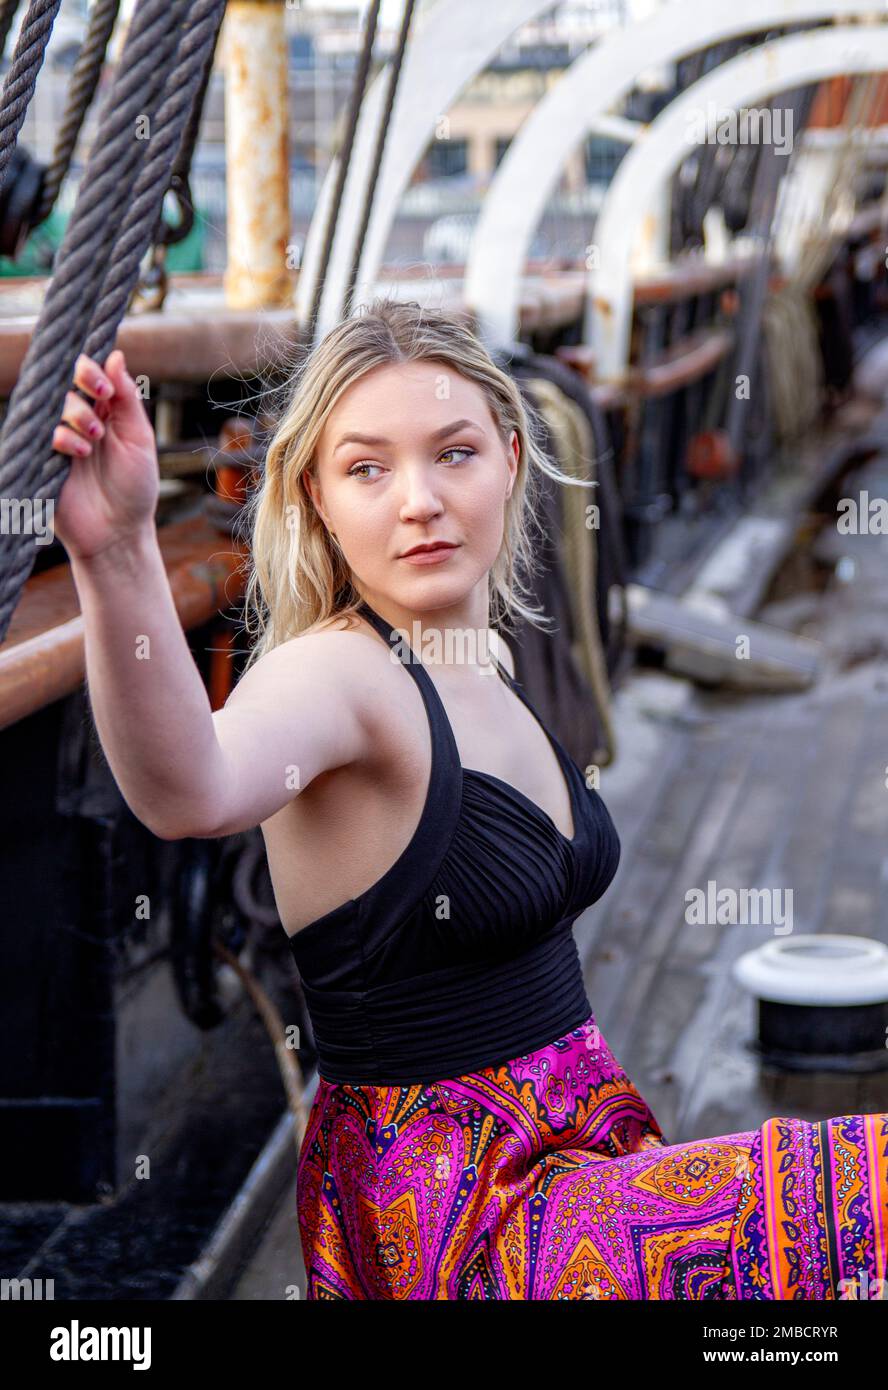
[{"xmin": 423, "ymin": 137, "xmax": 469, "ymax": 179}]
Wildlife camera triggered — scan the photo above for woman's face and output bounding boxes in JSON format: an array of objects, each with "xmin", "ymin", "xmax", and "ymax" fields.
[{"xmin": 306, "ymin": 359, "xmax": 519, "ymax": 617}]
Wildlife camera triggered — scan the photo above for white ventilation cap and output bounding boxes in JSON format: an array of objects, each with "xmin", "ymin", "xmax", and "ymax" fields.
[{"xmin": 733, "ymin": 934, "xmax": 888, "ymax": 1006}]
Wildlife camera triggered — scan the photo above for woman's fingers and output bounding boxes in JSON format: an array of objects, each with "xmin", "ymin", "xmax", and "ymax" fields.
[
  {"xmin": 72, "ymin": 352, "xmax": 115, "ymax": 403},
  {"xmin": 54, "ymin": 422, "xmax": 94, "ymax": 457},
  {"xmin": 61, "ymin": 388, "xmax": 105, "ymax": 442},
  {"xmin": 54, "ymin": 353, "xmax": 127, "ymax": 456}
]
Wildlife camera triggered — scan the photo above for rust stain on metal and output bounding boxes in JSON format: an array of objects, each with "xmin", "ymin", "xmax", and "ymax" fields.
[{"xmin": 223, "ymin": 3, "xmax": 293, "ymax": 309}]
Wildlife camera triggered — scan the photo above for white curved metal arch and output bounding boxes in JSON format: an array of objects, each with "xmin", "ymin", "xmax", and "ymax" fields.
[
  {"xmin": 589, "ymin": 25, "xmax": 888, "ymax": 380},
  {"xmin": 295, "ymin": 0, "xmax": 559, "ymax": 341},
  {"xmin": 465, "ymin": 0, "xmax": 877, "ymax": 349}
]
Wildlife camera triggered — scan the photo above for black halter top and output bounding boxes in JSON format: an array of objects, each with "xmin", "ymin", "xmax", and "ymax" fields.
[{"xmin": 286, "ymin": 598, "xmax": 621, "ymax": 1085}]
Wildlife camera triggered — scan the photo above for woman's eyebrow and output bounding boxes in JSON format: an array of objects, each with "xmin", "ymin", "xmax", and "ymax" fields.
[{"xmin": 333, "ymin": 418, "xmax": 485, "ymax": 454}]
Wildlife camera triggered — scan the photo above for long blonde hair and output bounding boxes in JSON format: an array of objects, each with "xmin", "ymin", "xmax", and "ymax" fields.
[{"xmin": 238, "ymin": 297, "xmax": 594, "ymax": 672}]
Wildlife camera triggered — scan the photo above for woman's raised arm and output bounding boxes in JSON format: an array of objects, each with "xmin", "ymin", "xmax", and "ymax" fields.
[{"xmin": 61, "ymin": 351, "xmax": 375, "ymax": 841}]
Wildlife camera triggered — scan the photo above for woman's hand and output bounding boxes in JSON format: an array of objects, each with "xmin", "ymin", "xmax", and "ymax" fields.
[{"xmin": 51, "ymin": 348, "xmax": 160, "ymax": 562}]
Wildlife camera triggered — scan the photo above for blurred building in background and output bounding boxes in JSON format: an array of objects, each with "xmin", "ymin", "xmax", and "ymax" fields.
[{"xmin": 3, "ymin": 0, "xmax": 651, "ymax": 275}]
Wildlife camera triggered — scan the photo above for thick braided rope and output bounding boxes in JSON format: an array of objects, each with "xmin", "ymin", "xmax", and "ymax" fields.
[
  {"xmin": 0, "ymin": 0, "xmax": 63, "ymax": 189},
  {"xmin": 0, "ymin": 0, "xmax": 186, "ymax": 638},
  {"xmin": 34, "ymin": 0, "xmax": 122, "ymax": 225},
  {"xmin": 0, "ymin": 0, "xmax": 182, "ymax": 496},
  {"xmin": 43, "ymin": 0, "xmax": 228, "ymax": 498}
]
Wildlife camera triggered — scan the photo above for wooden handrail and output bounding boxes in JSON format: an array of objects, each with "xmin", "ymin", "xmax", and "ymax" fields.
[
  {"xmin": 633, "ymin": 326, "xmax": 735, "ymax": 399},
  {"xmin": 0, "ymin": 258, "xmax": 759, "ymax": 390}
]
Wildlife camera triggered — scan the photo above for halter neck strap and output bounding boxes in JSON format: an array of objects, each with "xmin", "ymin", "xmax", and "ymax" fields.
[{"xmin": 356, "ymin": 598, "xmax": 513, "ymax": 684}]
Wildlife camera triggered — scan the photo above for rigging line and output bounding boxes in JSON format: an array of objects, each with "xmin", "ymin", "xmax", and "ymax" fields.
[
  {"xmin": 305, "ymin": 0, "xmax": 381, "ymax": 343},
  {"xmin": 39, "ymin": 0, "xmax": 229, "ymax": 499},
  {"xmin": 343, "ymin": 0, "xmax": 418, "ymax": 320},
  {"xmin": 34, "ymin": 0, "xmax": 122, "ymax": 226},
  {"xmin": 0, "ymin": 0, "xmax": 21, "ymax": 61},
  {"xmin": 0, "ymin": 0, "xmax": 64, "ymax": 191},
  {"xmin": 78, "ymin": 4, "xmax": 228, "ymax": 375},
  {"xmin": 0, "ymin": 0, "xmax": 212, "ymax": 644},
  {"xmin": 149, "ymin": 2, "xmax": 226, "ymax": 260},
  {"xmin": 0, "ymin": 0, "xmax": 182, "ymax": 542}
]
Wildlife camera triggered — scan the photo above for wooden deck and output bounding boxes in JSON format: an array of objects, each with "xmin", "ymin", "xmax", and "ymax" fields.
[
  {"xmin": 583, "ymin": 448, "xmax": 888, "ymax": 1142},
  {"xmin": 227, "ymin": 441, "xmax": 888, "ymax": 1298}
]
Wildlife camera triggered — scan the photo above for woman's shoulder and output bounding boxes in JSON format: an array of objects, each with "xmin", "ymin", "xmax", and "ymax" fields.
[
  {"xmin": 266, "ymin": 610, "xmax": 517, "ymax": 698},
  {"xmin": 294, "ymin": 610, "xmax": 404, "ymax": 681},
  {"xmin": 304, "ymin": 613, "xmax": 367, "ymax": 640},
  {"xmin": 280, "ymin": 607, "xmax": 381, "ymax": 654},
  {"xmin": 241, "ymin": 611, "xmax": 394, "ymax": 700}
]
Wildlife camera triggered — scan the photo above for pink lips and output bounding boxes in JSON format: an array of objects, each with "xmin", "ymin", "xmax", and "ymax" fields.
[{"xmin": 399, "ymin": 544, "xmax": 460, "ymax": 566}]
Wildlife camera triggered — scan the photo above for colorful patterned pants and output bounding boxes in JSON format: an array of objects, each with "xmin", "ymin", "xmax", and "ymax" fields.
[{"xmin": 296, "ymin": 1013, "xmax": 888, "ymax": 1299}]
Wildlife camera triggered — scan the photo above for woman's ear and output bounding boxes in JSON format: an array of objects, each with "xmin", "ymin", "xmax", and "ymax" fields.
[
  {"xmin": 505, "ymin": 429, "xmax": 519, "ymax": 499},
  {"xmin": 302, "ymin": 468, "xmax": 327, "ymax": 527}
]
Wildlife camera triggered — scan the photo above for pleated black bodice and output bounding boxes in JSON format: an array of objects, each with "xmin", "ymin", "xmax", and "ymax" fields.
[{"xmin": 286, "ymin": 598, "xmax": 621, "ymax": 1085}]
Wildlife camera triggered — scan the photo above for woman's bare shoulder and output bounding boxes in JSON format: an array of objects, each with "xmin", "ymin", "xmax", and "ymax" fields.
[
  {"xmin": 206, "ymin": 613, "xmax": 400, "ymax": 838},
  {"xmin": 272, "ymin": 608, "xmax": 381, "ymax": 655},
  {"xmin": 235, "ymin": 612, "xmax": 392, "ymax": 707}
]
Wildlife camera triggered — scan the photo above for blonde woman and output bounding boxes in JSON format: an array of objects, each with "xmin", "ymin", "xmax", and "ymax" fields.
[{"xmin": 56, "ymin": 300, "xmax": 888, "ymax": 1300}]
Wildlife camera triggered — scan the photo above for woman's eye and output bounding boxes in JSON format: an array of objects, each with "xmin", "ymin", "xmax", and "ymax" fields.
[{"xmin": 347, "ymin": 447, "xmax": 474, "ymax": 479}]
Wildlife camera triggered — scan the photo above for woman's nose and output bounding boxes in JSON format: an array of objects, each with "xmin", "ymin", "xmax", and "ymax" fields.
[{"xmin": 399, "ymin": 469, "xmax": 443, "ymax": 520}]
